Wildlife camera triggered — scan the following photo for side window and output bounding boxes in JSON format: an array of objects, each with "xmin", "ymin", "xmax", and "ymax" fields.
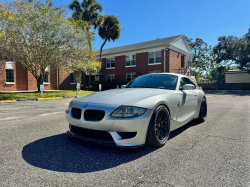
[
  {"xmin": 179, "ymin": 77, "xmax": 190, "ymax": 90},
  {"xmin": 179, "ymin": 78, "xmax": 184, "ymax": 90},
  {"xmin": 189, "ymin": 79, "xmax": 196, "ymax": 89}
]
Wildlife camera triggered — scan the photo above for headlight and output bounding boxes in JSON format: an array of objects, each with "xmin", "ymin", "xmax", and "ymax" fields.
[{"xmin": 111, "ymin": 106, "xmax": 147, "ymax": 118}]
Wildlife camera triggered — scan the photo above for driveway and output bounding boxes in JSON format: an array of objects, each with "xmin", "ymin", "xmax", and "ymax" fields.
[{"xmin": 0, "ymin": 91, "xmax": 250, "ymax": 186}]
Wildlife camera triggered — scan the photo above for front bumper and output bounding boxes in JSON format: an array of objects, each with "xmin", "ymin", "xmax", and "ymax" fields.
[
  {"xmin": 66, "ymin": 130, "xmax": 144, "ymax": 148},
  {"xmin": 65, "ymin": 102, "xmax": 153, "ymax": 147}
]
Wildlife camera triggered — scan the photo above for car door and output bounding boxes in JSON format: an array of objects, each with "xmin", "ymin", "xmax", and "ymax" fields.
[{"xmin": 176, "ymin": 77, "xmax": 198, "ymax": 122}]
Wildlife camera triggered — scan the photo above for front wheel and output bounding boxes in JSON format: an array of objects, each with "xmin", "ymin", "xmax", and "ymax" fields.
[
  {"xmin": 146, "ymin": 105, "xmax": 170, "ymax": 147},
  {"xmin": 197, "ymin": 97, "xmax": 207, "ymax": 122}
]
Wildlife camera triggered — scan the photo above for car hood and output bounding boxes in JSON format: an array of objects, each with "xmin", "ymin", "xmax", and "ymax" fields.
[{"xmin": 74, "ymin": 88, "xmax": 174, "ymax": 106}]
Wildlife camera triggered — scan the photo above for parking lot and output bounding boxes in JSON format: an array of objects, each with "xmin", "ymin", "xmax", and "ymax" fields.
[{"xmin": 0, "ymin": 91, "xmax": 250, "ymax": 186}]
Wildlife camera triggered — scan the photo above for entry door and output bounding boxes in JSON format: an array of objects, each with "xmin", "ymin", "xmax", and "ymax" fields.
[{"xmin": 177, "ymin": 77, "xmax": 198, "ymax": 122}]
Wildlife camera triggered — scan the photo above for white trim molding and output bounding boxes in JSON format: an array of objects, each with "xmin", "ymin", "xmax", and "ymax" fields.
[
  {"xmin": 148, "ymin": 63, "xmax": 161, "ymax": 66},
  {"xmin": 6, "ymin": 82, "xmax": 15, "ymax": 84}
]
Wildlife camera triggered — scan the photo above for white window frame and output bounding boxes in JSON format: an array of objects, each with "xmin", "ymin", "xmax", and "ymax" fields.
[
  {"xmin": 125, "ymin": 54, "xmax": 136, "ymax": 67},
  {"xmin": 126, "ymin": 72, "xmax": 136, "ymax": 81},
  {"xmin": 5, "ymin": 61, "xmax": 15, "ymax": 84},
  {"xmin": 43, "ymin": 66, "xmax": 50, "ymax": 84},
  {"xmin": 106, "ymin": 57, "xmax": 115, "ymax": 69},
  {"xmin": 106, "ymin": 74, "xmax": 115, "ymax": 81},
  {"xmin": 148, "ymin": 51, "xmax": 161, "ymax": 65},
  {"xmin": 70, "ymin": 71, "xmax": 76, "ymax": 84},
  {"xmin": 95, "ymin": 75, "xmax": 99, "ymax": 81},
  {"xmin": 148, "ymin": 70, "xmax": 161, "ymax": 74}
]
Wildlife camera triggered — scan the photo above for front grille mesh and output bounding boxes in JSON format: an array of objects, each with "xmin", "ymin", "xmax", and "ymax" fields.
[
  {"xmin": 71, "ymin": 108, "xmax": 82, "ymax": 119},
  {"xmin": 84, "ymin": 110, "xmax": 105, "ymax": 121},
  {"xmin": 70, "ymin": 125, "xmax": 114, "ymax": 141}
]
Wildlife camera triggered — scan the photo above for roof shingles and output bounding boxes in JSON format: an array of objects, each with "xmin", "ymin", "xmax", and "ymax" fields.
[{"xmin": 98, "ymin": 34, "xmax": 183, "ymax": 56}]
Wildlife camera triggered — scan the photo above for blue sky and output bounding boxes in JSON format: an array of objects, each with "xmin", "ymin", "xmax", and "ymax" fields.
[{"xmin": 56, "ymin": 0, "xmax": 250, "ymax": 51}]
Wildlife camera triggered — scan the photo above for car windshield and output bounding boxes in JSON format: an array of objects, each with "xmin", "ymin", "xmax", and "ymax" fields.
[{"xmin": 126, "ymin": 74, "xmax": 178, "ymax": 90}]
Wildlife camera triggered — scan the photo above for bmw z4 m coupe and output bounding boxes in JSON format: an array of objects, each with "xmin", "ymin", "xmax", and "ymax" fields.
[{"xmin": 65, "ymin": 73, "xmax": 207, "ymax": 148}]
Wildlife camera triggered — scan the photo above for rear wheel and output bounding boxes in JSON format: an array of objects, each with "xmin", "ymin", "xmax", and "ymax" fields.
[
  {"xmin": 197, "ymin": 97, "xmax": 207, "ymax": 122},
  {"xmin": 146, "ymin": 105, "xmax": 170, "ymax": 147}
]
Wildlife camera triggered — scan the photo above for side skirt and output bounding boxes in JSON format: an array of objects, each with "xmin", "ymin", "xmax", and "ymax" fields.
[{"xmin": 170, "ymin": 115, "xmax": 194, "ymax": 131}]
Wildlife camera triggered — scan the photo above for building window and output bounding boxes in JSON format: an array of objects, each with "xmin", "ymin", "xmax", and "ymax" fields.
[
  {"xmin": 148, "ymin": 70, "xmax": 161, "ymax": 74},
  {"xmin": 149, "ymin": 51, "xmax": 161, "ymax": 64},
  {"xmin": 126, "ymin": 72, "xmax": 136, "ymax": 81},
  {"xmin": 126, "ymin": 55, "xmax": 136, "ymax": 67},
  {"xmin": 5, "ymin": 62, "xmax": 14, "ymax": 83},
  {"xmin": 6, "ymin": 69, "xmax": 14, "ymax": 83},
  {"xmin": 43, "ymin": 67, "xmax": 49, "ymax": 84},
  {"xmin": 107, "ymin": 74, "xmax": 115, "ymax": 81},
  {"xmin": 44, "ymin": 73, "xmax": 49, "ymax": 83},
  {"xmin": 95, "ymin": 75, "xmax": 99, "ymax": 81},
  {"xmin": 5, "ymin": 55, "xmax": 14, "ymax": 62},
  {"xmin": 106, "ymin": 58, "xmax": 115, "ymax": 69},
  {"xmin": 70, "ymin": 72, "xmax": 76, "ymax": 84}
]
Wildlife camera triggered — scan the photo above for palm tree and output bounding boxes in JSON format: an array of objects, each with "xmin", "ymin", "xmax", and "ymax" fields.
[
  {"xmin": 69, "ymin": 0, "xmax": 103, "ymax": 48},
  {"xmin": 98, "ymin": 15, "xmax": 121, "ymax": 62}
]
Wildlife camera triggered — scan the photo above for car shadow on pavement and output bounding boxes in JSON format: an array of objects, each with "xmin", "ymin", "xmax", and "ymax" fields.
[
  {"xmin": 22, "ymin": 120, "xmax": 200, "ymax": 173},
  {"xmin": 169, "ymin": 120, "xmax": 200, "ymax": 140},
  {"xmin": 22, "ymin": 133, "xmax": 159, "ymax": 173}
]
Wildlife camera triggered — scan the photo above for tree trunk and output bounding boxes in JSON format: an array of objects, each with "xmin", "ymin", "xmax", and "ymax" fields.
[
  {"xmin": 36, "ymin": 76, "xmax": 43, "ymax": 92},
  {"xmin": 86, "ymin": 29, "xmax": 92, "ymax": 49},
  {"xmin": 99, "ymin": 38, "xmax": 108, "ymax": 82},
  {"xmin": 99, "ymin": 38, "xmax": 108, "ymax": 62},
  {"xmin": 89, "ymin": 71, "xmax": 91, "ymax": 87}
]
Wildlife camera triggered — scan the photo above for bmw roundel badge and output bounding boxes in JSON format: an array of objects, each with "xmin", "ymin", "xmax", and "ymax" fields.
[{"xmin": 83, "ymin": 103, "xmax": 88, "ymax": 107}]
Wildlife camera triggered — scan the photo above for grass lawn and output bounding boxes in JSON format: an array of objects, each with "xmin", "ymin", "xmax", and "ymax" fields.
[{"xmin": 0, "ymin": 90, "xmax": 95, "ymax": 101}]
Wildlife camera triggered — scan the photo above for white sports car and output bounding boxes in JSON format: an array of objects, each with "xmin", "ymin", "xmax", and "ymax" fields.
[{"xmin": 65, "ymin": 73, "xmax": 207, "ymax": 148}]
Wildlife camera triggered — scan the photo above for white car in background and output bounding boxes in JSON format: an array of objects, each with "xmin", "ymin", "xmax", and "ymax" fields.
[{"xmin": 65, "ymin": 73, "xmax": 207, "ymax": 148}]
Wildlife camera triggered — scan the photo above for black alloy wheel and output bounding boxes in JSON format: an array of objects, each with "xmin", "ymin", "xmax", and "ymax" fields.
[
  {"xmin": 146, "ymin": 105, "xmax": 170, "ymax": 147},
  {"xmin": 155, "ymin": 110, "xmax": 170, "ymax": 142}
]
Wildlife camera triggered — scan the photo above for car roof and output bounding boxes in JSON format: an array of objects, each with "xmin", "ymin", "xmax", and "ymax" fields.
[{"xmin": 146, "ymin": 72, "xmax": 186, "ymax": 78}]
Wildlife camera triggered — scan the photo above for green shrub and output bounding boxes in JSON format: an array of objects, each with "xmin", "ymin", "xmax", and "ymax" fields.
[{"xmin": 83, "ymin": 80, "xmax": 130, "ymax": 91}]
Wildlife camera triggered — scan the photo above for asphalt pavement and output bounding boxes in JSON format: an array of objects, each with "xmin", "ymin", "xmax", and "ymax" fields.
[{"xmin": 0, "ymin": 91, "xmax": 250, "ymax": 186}]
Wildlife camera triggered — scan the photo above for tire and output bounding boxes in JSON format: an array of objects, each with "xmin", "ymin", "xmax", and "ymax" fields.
[
  {"xmin": 146, "ymin": 105, "xmax": 170, "ymax": 147},
  {"xmin": 197, "ymin": 97, "xmax": 207, "ymax": 122}
]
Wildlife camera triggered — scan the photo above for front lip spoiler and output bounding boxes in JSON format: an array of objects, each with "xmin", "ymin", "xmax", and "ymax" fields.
[{"xmin": 66, "ymin": 131, "xmax": 144, "ymax": 149}]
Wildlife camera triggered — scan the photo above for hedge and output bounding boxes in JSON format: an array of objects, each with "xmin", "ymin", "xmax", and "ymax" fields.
[{"xmin": 82, "ymin": 80, "xmax": 130, "ymax": 91}]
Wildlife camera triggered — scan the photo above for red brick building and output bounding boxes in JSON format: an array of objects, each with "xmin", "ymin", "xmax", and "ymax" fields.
[
  {"xmin": 98, "ymin": 34, "xmax": 193, "ymax": 82},
  {"xmin": 0, "ymin": 34, "xmax": 193, "ymax": 91},
  {"xmin": 0, "ymin": 62, "xmax": 77, "ymax": 91}
]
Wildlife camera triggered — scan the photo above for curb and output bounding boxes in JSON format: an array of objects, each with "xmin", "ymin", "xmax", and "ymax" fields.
[
  {"xmin": 37, "ymin": 97, "xmax": 63, "ymax": 101},
  {"xmin": 0, "ymin": 96, "xmax": 78, "ymax": 103},
  {"xmin": 0, "ymin": 100, "xmax": 17, "ymax": 103}
]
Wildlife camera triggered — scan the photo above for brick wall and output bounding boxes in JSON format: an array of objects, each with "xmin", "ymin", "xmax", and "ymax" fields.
[
  {"xmin": 0, "ymin": 48, "xmax": 187, "ymax": 91},
  {"xmin": 0, "ymin": 63, "xmax": 76, "ymax": 91},
  {"xmin": 58, "ymin": 67, "xmax": 76, "ymax": 90},
  {"xmin": 168, "ymin": 49, "xmax": 182, "ymax": 73},
  {"xmin": 16, "ymin": 62, "xmax": 28, "ymax": 90},
  {"xmin": 27, "ymin": 70, "xmax": 37, "ymax": 91},
  {"xmin": 100, "ymin": 51, "xmax": 166, "ymax": 81},
  {"xmin": 181, "ymin": 56, "xmax": 185, "ymax": 68},
  {"xmin": 44, "ymin": 71, "xmax": 57, "ymax": 90}
]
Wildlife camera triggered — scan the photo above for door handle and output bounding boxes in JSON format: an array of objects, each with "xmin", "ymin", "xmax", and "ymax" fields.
[
  {"xmin": 194, "ymin": 94, "xmax": 197, "ymax": 97},
  {"xmin": 177, "ymin": 101, "xmax": 181, "ymax": 108}
]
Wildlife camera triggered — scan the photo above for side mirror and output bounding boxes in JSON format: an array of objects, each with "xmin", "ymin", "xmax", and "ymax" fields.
[
  {"xmin": 182, "ymin": 84, "xmax": 195, "ymax": 90},
  {"xmin": 121, "ymin": 85, "xmax": 126, "ymax": 89}
]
